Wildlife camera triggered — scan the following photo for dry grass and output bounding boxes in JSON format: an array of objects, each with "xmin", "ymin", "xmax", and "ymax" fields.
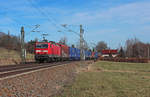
[
  {"xmin": 61, "ymin": 61, "xmax": 150, "ymax": 97},
  {"xmin": 0, "ymin": 48, "xmax": 34, "ymax": 65}
]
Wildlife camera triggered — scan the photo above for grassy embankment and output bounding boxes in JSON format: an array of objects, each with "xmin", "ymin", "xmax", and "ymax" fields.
[
  {"xmin": 0, "ymin": 48, "xmax": 34, "ymax": 61},
  {"xmin": 61, "ymin": 61, "xmax": 150, "ymax": 97}
]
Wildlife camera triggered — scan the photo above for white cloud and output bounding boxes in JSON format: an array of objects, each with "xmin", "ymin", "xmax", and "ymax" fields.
[
  {"xmin": 1, "ymin": 0, "xmax": 150, "ymax": 47},
  {"xmin": 61, "ymin": 1, "xmax": 150, "ymax": 25}
]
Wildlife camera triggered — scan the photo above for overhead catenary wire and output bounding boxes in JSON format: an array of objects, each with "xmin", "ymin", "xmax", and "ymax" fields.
[
  {"xmin": 26, "ymin": 0, "xmax": 67, "ymax": 34},
  {"xmin": 61, "ymin": 24, "xmax": 80, "ymax": 36},
  {"xmin": 0, "ymin": 11, "xmax": 34, "ymax": 44},
  {"xmin": 2, "ymin": 8, "xmax": 39, "ymax": 41},
  {"xmin": 61, "ymin": 24, "xmax": 93, "ymax": 49},
  {"xmin": 25, "ymin": 24, "xmax": 41, "ymax": 40},
  {"xmin": 26, "ymin": 0, "xmax": 84, "ymax": 37},
  {"xmin": 26, "ymin": 0, "xmax": 96, "ymax": 50}
]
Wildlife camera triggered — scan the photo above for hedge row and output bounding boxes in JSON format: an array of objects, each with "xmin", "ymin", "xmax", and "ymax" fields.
[{"xmin": 99, "ymin": 58, "xmax": 149, "ymax": 63}]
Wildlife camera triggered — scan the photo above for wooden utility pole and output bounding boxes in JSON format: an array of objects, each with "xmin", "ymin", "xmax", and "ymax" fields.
[
  {"xmin": 80, "ymin": 25, "xmax": 85, "ymax": 60},
  {"xmin": 21, "ymin": 26, "xmax": 26, "ymax": 63}
]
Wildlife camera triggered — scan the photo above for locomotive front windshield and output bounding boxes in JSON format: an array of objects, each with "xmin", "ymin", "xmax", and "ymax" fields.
[{"xmin": 36, "ymin": 44, "xmax": 48, "ymax": 48}]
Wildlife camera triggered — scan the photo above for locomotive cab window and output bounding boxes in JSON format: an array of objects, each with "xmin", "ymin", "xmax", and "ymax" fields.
[{"xmin": 36, "ymin": 44, "xmax": 48, "ymax": 48}]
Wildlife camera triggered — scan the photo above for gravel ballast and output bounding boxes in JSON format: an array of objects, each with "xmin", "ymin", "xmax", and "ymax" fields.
[{"xmin": 0, "ymin": 61, "xmax": 85, "ymax": 97}]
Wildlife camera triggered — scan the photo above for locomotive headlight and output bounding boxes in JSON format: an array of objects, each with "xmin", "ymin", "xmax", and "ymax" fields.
[
  {"xmin": 36, "ymin": 50, "xmax": 41, "ymax": 52},
  {"xmin": 36, "ymin": 50, "xmax": 48, "ymax": 53},
  {"xmin": 42, "ymin": 50, "xmax": 48, "ymax": 52}
]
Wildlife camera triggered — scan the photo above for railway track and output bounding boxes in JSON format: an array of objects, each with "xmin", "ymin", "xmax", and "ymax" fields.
[{"xmin": 0, "ymin": 61, "xmax": 74, "ymax": 79}]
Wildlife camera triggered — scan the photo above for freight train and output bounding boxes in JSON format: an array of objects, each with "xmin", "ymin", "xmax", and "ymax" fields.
[{"xmin": 35, "ymin": 41, "xmax": 98, "ymax": 62}]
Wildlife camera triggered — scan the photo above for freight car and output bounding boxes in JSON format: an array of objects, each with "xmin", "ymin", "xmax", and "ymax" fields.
[
  {"xmin": 35, "ymin": 41, "xmax": 98, "ymax": 62},
  {"xmin": 85, "ymin": 50, "xmax": 92, "ymax": 60},
  {"xmin": 57, "ymin": 43, "xmax": 69, "ymax": 61},
  {"xmin": 101, "ymin": 49, "xmax": 118, "ymax": 58},
  {"xmin": 69, "ymin": 47, "xmax": 80, "ymax": 60}
]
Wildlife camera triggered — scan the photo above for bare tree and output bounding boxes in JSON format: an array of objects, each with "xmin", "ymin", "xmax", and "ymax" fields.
[
  {"xmin": 71, "ymin": 44, "xmax": 75, "ymax": 48},
  {"xmin": 119, "ymin": 46, "xmax": 125, "ymax": 58},
  {"xmin": 96, "ymin": 41, "xmax": 107, "ymax": 52},
  {"xmin": 0, "ymin": 32, "xmax": 21, "ymax": 51},
  {"xmin": 26, "ymin": 39, "xmax": 37, "ymax": 54},
  {"xmin": 125, "ymin": 38, "xmax": 149, "ymax": 58}
]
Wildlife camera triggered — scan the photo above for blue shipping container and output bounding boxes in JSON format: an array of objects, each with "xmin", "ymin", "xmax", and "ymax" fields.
[{"xmin": 69, "ymin": 47, "xmax": 80, "ymax": 60}]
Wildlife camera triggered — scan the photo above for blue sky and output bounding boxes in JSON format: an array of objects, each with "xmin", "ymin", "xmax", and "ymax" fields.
[{"xmin": 0, "ymin": 0, "xmax": 150, "ymax": 48}]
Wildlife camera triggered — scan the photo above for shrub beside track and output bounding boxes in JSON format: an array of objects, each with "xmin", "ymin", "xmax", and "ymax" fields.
[{"xmin": 99, "ymin": 57, "xmax": 149, "ymax": 63}]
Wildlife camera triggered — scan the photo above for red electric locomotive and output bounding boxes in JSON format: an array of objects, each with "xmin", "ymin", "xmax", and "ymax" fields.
[
  {"xmin": 35, "ymin": 41, "xmax": 70, "ymax": 62},
  {"xmin": 35, "ymin": 41, "xmax": 61, "ymax": 62}
]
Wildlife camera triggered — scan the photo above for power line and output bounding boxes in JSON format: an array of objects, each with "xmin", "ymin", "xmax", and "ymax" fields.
[
  {"xmin": 26, "ymin": 0, "xmax": 80, "ymax": 35},
  {"xmin": 26, "ymin": 0, "xmax": 95, "ymax": 51},
  {"xmin": 25, "ymin": 24, "xmax": 41, "ymax": 39},
  {"xmin": 26, "ymin": 0, "xmax": 64, "ymax": 32},
  {"xmin": 26, "ymin": 0, "xmax": 67, "ymax": 37},
  {"xmin": 61, "ymin": 24, "xmax": 80, "ymax": 36},
  {"xmin": 0, "ymin": 8, "xmax": 35, "ymax": 41},
  {"xmin": 2, "ymin": 8, "xmax": 26, "ymax": 27}
]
